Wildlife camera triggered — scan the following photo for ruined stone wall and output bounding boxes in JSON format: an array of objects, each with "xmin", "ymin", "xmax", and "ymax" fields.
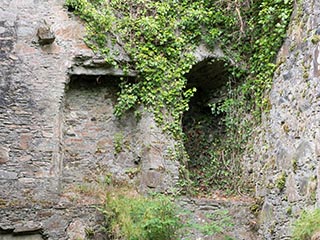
[
  {"xmin": 246, "ymin": 0, "xmax": 320, "ymax": 238},
  {"xmin": 0, "ymin": 0, "xmax": 179, "ymax": 238},
  {"xmin": 4, "ymin": 0, "xmax": 317, "ymax": 239},
  {"xmin": 0, "ymin": 0, "xmax": 103, "ymax": 238}
]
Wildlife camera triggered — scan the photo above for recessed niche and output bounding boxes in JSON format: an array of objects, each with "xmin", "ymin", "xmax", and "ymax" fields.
[
  {"xmin": 62, "ymin": 73, "xmax": 142, "ymax": 188},
  {"xmin": 182, "ymin": 58, "xmax": 231, "ymax": 168},
  {"xmin": 62, "ymin": 75, "xmax": 121, "ymax": 184}
]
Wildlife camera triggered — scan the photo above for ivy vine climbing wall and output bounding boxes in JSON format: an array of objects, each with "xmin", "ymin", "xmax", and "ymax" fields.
[{"xmin": 66, "ymin": 0, "xmax": 293, "ymax": 191}]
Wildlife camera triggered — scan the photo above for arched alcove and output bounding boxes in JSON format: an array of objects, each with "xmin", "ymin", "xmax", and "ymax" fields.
[{"xmin": 182, "ymin": 57, "xmax": 232, "ymax": 189}]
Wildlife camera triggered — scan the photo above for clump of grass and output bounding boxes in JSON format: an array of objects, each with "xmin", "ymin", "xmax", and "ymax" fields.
[
  {"xmin": 292, "ymin": 208, "xmax": 320, "ymax": 240},
  {"xmin": 100, "ymin": 188, "xmax": 181, "ymax": 240}
]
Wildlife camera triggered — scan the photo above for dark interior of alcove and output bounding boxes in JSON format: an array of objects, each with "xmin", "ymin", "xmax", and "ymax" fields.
[
  {"xmin": 182, "ymin": 58, "xmax": 231, "ymax": 186},
  {"xmin": 67, "ymin": 74, "xmax": 123, "ymax": 95}
]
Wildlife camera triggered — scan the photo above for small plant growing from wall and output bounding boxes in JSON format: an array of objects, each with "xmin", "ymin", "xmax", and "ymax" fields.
[
  {"xmin": 113, "ymin": 132, "xmax": 124, "ymax": 155},
  {"xmin": 276, "ymin": 172, "xmax": 287, "ymax": 191}
]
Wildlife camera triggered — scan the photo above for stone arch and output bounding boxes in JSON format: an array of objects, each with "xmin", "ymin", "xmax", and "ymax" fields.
[{"xmin": 183, "ymin": 46, "xmax": 233, "ymax": 172}]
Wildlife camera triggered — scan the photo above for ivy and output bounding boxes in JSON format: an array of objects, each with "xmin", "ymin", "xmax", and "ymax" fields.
[
  {"xmin": 65, "ymin": 0, "xmax": 238, "ymax": 139},
  {"xmin": 202, "ymin": 0, "xmax": 293, "ymax": 192},
  {"xmin": 66, "ymin": 0, "xmax": 293, "ymax": 192}
]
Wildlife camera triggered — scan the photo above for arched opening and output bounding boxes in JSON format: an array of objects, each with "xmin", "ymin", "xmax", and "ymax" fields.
[{"xmin": 182, "ymin": 58, "xmax": 232, "ymax": 192}]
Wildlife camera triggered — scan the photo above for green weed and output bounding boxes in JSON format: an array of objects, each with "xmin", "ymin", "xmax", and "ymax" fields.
[
  {"xmin": 292, "ymin": 208, "xmax": 320, "ymax": 240},
  {"xmin": 100, "ymin": 189, "xmax": 181, "ymax": 240}
]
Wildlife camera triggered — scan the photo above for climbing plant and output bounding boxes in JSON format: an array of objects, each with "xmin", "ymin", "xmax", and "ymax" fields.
[
  {"xmin": 66, "ymin": 0, "xmax": 239, "ymax": 138},
  {"xmin": 65, "ymin": 0, "xmax": 293, "ymax": 191}
]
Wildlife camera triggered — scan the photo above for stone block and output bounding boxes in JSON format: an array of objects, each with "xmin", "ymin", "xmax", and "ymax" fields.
[
  {"xmin": 37, "ymin": 22, "xmax": 55, "ymax": 45},
  {"xmin": 13, "ymin": 221, "xmax": 42, "ymax": 234},
  {"xmin": 19, "ymin": 134, "xmax": 32, "ymax": 150},
  {"xmin": 0, "ymin": 146, "xmax": 9, "ymax": 164},
  {"xmin": 298, "ymin": 176, "xmax": 309, "ymax": 196},
  {"xmin": 259, "ymin": 201, "xmax": 274, "ymax": 223},
  {"xmin": 66, "ymin": 219, "xmax": 86, "ymax": 240},
  {"xmin": 285, "ymin": 173, "xmax": 299, "ymax": 202},
  {"xmin": 0, "ymin": 27, "xmax": 6, "ymax": 34},
  {"xmin": 0, "ymin": 170, "xmax": 17, "ymax": 180},
  {"xmin": 0, "ymin": 234, "xmax": 43, "ymax": 240},
  {"xmin": 143, "ymin": 147, "xmax": 164, "ymax": 170},
  {"xmin": 141, "ymin": 170, "xmax": 163, "ymax": 189},
  {"xmin": 314, "ymin": 45, "xmax": 320, "ymax": 77},
  {"xmin": 295, "ymin": 141, "xmax": 312, "ymax": 160}
]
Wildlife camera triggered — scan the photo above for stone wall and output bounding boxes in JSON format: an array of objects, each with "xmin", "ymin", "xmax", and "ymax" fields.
[
  {"xmin": 62, "ymin": 74, "xmax": 179, "ymax": 193},
  {"xmin": 246, "ymin": 0, "xmax": 320, "ymax": 238},
  {"xmin": 0, "ymin": 0, "xmax": 179, "ymax": 238},
  {"xmin": 3, "ymin": 0, "xmax": 317, "ymax": 238}
]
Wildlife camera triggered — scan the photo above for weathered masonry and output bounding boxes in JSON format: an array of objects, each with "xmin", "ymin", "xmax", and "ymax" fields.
[
  {"xmin": 245, "ymin": 0, "xmax": 320, "ymax": 238},
  {"xmin": 0, "ymin": 1, "xmax": 178, "ymax": 238},
  {"xmin": 3, "ymin": 0, "xmax": 317, "ymax": 239},
  {"xmin": 0, "ymin": 0, "xmax": 259, "ymax": 238}
]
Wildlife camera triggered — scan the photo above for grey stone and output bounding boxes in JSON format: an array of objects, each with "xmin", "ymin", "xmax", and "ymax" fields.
[
  {"xmin": 66, "ymin": 219, "xmax": 86, "ymax": 240},
  {"xmin": 0, "ymin": 235, "xmax": 43, "ymax": 240},
  {"xmin": 9, "ymin": 0, "xmax": 35, "ymax": 9},
  {"xmin": 193, "ymin": 44, "xmax": 226, "ymax": 63},
  {"xmin": 283, "ymin": 71, "xmax": 292, "ymax": 80},
  {"xmin": 259, "ymin": 201, "xmax": 274, "ymax": 223},
  {"xmin": 295, "ymin": 141, "xmax": 312, "ymax": 160},
  {"xmin": 276, "ymin": 148, "xmax": 293, "ymax": 170},
  {"xmin": 0, "ymin": 27, "xmax": 6, "ymax": 34},
  {"xmin": 298, "ymin": 100, "xmax": 311, "ymax": 112},
  {"xmin": 69, "ymin": 65, "xmax": 137, "ymax": 77},
  {"xmin": 37, "ymin": 22, "xmax": 55, "ymax": 45},
  {"xmin": 13, "ymin": 222, "xmax": 42, "ymax": 233},
  {"xmin": 0, "ymin": 9, "xmax": 17, "ymax": 22},
  {"xmin": 17, "ymin": 26, "xmax": 35, "ymax": 38},
  {"xmin": 0, "ymin": 170, "xmax": 17, "ymax": 180},
  {"xmin": 0, "ymin": 146, "xmax": 9, "ymax": 164},
  {"xmin": 144, "ymin": 151, "xmax": 164, "ymax": 170},
  {"xmin": 285, "ymin": 173, "xmax": 299, "ymax": 202},
  {"xmin": 141, "ymin": 170, "xmax": 163, "ymax": 189}
]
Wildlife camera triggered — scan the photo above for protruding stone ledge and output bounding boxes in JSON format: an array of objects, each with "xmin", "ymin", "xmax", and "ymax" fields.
[
  {"xmin": 69, "ymin": 55, "xmax": 138, "ymax": 77},
  {"xmin": 0, "ymin": 222, "xmax": 43, "ymax": 239},
  {"xmin": 37, "ymin": 21, "xmax": 55, "ymax": 45},
  {"xmin": 13, "ymin": 222, "xmax": 42, "ymax": 234},
  {"xmin": 69, "ymin": 65, "xmax": 137, "ymax": 77}
]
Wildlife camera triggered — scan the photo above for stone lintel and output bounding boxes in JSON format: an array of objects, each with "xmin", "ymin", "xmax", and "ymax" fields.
[{"xmin": 69, "ymin": 66, "xmax": 137, "ymax": 77}]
